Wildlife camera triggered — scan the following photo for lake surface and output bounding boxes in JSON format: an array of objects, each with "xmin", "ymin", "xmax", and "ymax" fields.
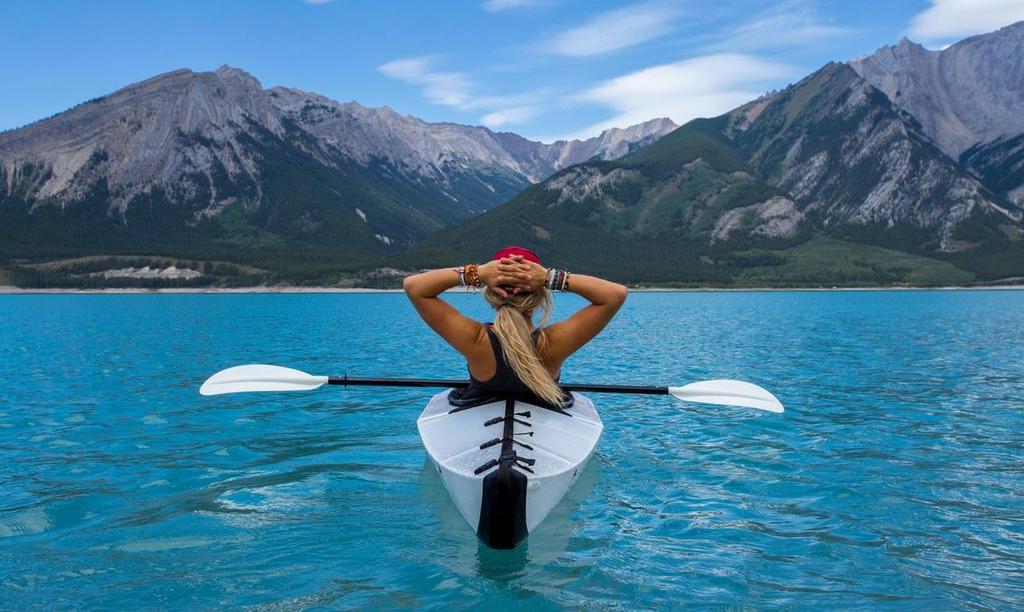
[{"xmin": 1, "ymin": 290, "xmax": 1022, "ymax": 609}]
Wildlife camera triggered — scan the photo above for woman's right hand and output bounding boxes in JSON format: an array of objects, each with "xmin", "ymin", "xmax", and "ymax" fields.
[
  {"xmin": 479, "ymin": 260, "xmax": 521, "ymax": 298},
  {"xmin": 481, "ymin": 257, "xmax": 540, "ymax": 296},
  {"xmin": 491, "ymin": 256, "xmax": 547, "ymax": 294},
  {"xmin": 504, "ymin": 256, "xmax": 547, "ymax": 293}
]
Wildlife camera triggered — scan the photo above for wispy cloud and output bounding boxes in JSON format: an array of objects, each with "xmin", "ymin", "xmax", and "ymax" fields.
[
  {"xmin": 544, "ymin": 1, "xmax": 682, "ymax": 58},
  {"xmin": 378, "ymin": 56, "xmax": 546, "ymax": 129},
  {"xmin": 481, "ymin": 106, "xmax": 540, "ymax": 128},
  {"xmin": 909, "ymin": 0, "xmax": 1024, "ymax": 40},
  {"xmin": 704, "ymin": 1, "xmax": 852, "ymax": 52},
  {"xmin": 481, "ymin": 0, "xmax": 546, "ymax": 12},
  {"xmin": 567, "ymin": 53, "xmax": 793, "ymax": 139},
  {"xmin": 378, "ymin": 56, "xmax": 474, "ymax": 109},
  {"xmin": 379, "ymin": 3, "xmax": 814, "ymax": 137}
]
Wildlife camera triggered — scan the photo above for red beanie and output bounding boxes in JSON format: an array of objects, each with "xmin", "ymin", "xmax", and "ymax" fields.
[{"xmin": 492, "ymin": 246, "xmax": 541, "ymax": 265}]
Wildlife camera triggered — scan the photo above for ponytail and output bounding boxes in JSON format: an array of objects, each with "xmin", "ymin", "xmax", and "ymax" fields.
[{"xmin": 484, "ymin": 288, "xmax": 564, "ymax": 406}]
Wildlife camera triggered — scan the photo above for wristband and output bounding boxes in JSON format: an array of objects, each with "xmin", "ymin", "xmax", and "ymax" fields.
[
  {"xmin": 546, "ymin": 268, "xmax": 570, "ymax": 291},
  {"xmin": 464, "ymin": 263, "xmax": 481, "ymax": 287}
]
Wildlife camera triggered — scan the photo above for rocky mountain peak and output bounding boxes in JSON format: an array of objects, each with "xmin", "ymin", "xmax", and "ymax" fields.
[
  {"xmin": 539, "ymin": 117, "xmax": 679, "ymax": 171},
  {"xmin": 591, "ymin": 117, "xmax": 677, "ymax": 143},
  {"xmin": 849, "ymin": 21, "xmax": 1024, "ymax": 157},
  {"xmin": 726, "ymin": 59, "xmax": 1020, "ymax": 250},
  {"xmin": 895, "ymin": 36, "xmax": 924, "ymax": 50},
  {"xmin": 214, "ymin": 64, "xmax": 248, "ymax": 77}
]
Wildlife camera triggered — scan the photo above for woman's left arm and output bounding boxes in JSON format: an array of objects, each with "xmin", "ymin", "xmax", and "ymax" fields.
[{"xmin": 403, "ymin": 260, "xmax": 526, "ymax": 357}]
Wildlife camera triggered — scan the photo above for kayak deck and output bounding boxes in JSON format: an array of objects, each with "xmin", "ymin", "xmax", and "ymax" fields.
[{"xmin": 417, "ymin": 390, "xmax": 603, "ymax": 548}]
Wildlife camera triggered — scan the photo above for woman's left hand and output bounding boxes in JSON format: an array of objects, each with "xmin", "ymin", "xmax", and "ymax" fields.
[{"xmin": 479, "ymin": 259, "xmax": 526, "ymax": 297}]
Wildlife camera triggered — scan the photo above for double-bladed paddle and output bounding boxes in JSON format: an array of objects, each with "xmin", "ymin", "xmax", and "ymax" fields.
[{"xmin": 200, "ymin": 364, "xmax": 784, "ymax": 413}]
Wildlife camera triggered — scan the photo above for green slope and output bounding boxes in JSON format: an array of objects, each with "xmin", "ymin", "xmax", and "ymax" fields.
[
  {"xmin": 960, "ymin": 133, "xmax": 1024, "ymax": 204},
  {"xmin": 404, "ymin": 65, "xmax": 1009, "ymax": 287},
  {"xmin": 732, "ymin": 238, "xmax": 974, "ymax": 286},
  {"xmin": 402, "ymin": 119, "xmax": 797, "ymax": 282}
]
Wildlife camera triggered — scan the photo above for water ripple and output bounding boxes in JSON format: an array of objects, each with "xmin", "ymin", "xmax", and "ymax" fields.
[{"xmin": 1, "ymin": 291, "xmax": 1022, "ymax": 608}]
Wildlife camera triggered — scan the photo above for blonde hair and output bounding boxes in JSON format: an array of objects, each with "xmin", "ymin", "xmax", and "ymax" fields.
[{"xmin": 483, "ymin": 287, "xmax": 564, "ymax": 406}]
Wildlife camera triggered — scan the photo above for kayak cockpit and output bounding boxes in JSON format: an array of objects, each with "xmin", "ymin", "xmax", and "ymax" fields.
[{"xmin": 417, "ymin": 390, "xmax": 602, "ymax": 549}]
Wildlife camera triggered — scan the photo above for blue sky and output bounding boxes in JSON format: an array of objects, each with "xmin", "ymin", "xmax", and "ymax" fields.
[{"xmin": 2, "ymin": 0, "xmax": 1023, "ymax": 141}]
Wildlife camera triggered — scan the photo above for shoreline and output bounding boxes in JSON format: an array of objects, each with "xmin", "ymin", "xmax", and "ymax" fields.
[{"xmin": 2, "ymin": 285, "xmax": 1023, "ymax": 294}]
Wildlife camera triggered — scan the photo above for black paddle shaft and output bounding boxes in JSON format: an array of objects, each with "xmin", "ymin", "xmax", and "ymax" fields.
[{"xmin": 327, "ymin": 376, "xmax": 670, "ymax": 395}]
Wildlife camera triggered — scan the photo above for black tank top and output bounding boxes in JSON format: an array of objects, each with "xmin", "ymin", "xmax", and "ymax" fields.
[{"xmin": 448, "ymin": 324, "xmax": 566, "ymax": 408}]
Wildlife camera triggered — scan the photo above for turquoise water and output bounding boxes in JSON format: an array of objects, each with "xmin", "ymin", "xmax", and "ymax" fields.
[{"xmin": 1, "ymin": 290, "xmax": 1022, "ymax": 608}]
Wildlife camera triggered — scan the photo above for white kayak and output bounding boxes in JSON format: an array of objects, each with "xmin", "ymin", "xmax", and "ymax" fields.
[{"xmin": 416, "ymin": 390, "xmax": 603, "ymax": 548}]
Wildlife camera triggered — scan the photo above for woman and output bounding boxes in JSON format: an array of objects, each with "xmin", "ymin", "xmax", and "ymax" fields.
[{"xmin": 403, "ymin": 247, "xmax": 627, "ymax": 407}]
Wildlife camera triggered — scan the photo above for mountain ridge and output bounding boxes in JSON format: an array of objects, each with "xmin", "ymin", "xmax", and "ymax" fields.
[
  {"xmin": 848, "ymin": 21, "xmax": 1024, "ymax": 159},
  {"xmin": 4, "ymin": 23, "xmax": 1024, "ymax": 288},
  {"xmin": 0, "ymin": 65, "xmax": 676, "ymax": 258},
  {"xmin": 848, "ymin": 21, "xmax": 1024, "ymax": 210},
  {"xmin": 411, "ymin": 59, "xmax": 1023, "ymax": 285}
]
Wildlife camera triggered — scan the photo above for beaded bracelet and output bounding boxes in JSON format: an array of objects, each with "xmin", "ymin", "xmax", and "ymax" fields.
[
  {"xmin": 545, "ymin": 268, "xmax": 570, "ymax": 292},
  {"xmin": 464, "ymin": 263, "xmax": 481, "ymax": 287},
  {"xmin": 453, "ymin": 264, "xmax": 481, "ymax": 287}
]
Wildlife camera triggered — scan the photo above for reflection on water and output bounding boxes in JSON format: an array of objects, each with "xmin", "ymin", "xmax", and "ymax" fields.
[
  {"xmin": 418, "ymin": 457, "xmax": 603, "ymax": 579},
  {"xmin": 1, "ymin": 291, "xmax": 1023, "ymax": 608}
]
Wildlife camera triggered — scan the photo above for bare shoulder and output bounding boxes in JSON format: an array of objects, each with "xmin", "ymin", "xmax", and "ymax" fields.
[
  {"xmin": 534, "ymin": 327, "xmax": 566, "ymax": 374},
  {"xmin": 537, "ymin": 322, "xmax": 576, "ymax": 365},
  {"xmin": 466, "ymin": 320, "xmax": 494, "ymax": 355}
]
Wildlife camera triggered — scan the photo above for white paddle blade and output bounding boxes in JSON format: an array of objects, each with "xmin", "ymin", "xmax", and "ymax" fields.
[
  {"xmin": 668, "ymin": 380, "xmax": 784, "ymax": 413},
  {"xmin": 200, "ymin": 364, "xmax": 329, "ymax": 396}
]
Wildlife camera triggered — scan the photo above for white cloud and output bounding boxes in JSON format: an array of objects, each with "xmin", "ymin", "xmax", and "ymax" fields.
[
  {"xmin": 481, "ymin": 106, "xmax": 539, "ymax": 128},
  {"xmin": 378, "ymin": 57, "xmax": 474, "ymax": 109},
  {"xmin": 704, "ymin": 1, "xmax": 851, "ymax": 52},
  {"xmin": 567, "ymin": 53, "xmax": 793, "ymax": 139},
  {"xmin": 378, "ymin": 56, "xmax": 548, "ymax": 128},
  {"xmin": 546, "ymin": 2, "xmax": 682, "ymax": 57},
  {"xmin": 481, "ymin": 0, "xmax": 545, "ymax": 11},
  {"xmin": 909, "ymin": 0, "xmax": 1024, "ymax": 40}
]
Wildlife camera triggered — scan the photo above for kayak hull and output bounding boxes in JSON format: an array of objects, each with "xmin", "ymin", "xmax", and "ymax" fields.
[{"xmin": 416, "ymin": 390, "xmax": 603, "ymax": 548}]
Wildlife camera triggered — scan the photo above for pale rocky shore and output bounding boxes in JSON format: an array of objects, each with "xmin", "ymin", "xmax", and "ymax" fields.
[
  {"xmin": 2, "ymin": 285, "xmax": 1022, "ymax": 294},
  {"xmin": 0, "ymin": 285, "xmax": 404, "ymax": 294}
]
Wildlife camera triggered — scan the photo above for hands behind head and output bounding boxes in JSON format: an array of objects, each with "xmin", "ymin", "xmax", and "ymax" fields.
[{"xmin": 479, "ymin": 255, "xmax": 547, "ymax": 298}]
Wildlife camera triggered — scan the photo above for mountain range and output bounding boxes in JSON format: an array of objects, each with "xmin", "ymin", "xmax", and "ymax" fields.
[
  {"xmin": 2, "ymin": 22, "xmax": 1023, "ymax": 287},
  {"xmin": 411, "ymin": 23, "xmax": 1024, "ymax": 285},
  {"xmin": 0, "ymin": 66, "xmax": 674, "ymax": 259}
]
